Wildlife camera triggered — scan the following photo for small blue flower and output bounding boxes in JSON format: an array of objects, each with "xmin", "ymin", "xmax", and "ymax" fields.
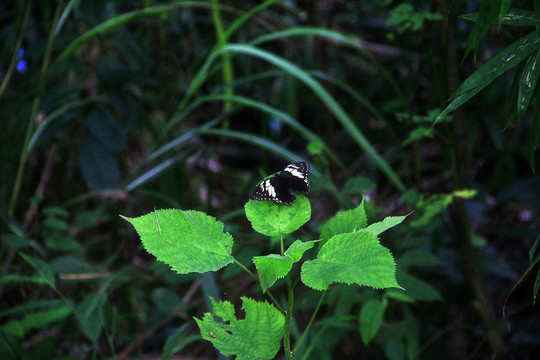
[
  {"xmin": 269, "ymin": 117, "xmax": 282, "ymax": 136},
  {"xmin": 16, "ymin": 48, "xmax": 27, "ymax": 73}
]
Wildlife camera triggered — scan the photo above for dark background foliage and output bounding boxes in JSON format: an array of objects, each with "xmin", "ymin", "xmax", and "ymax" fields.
[{"xmin": 1, "ymin": 0, "xmax": 539, "ymax": 359}]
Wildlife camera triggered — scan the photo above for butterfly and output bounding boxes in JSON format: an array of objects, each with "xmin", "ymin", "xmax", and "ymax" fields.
[{"xmin": 252, "ymin": 162, "xmax": 310, "ymax": 204}]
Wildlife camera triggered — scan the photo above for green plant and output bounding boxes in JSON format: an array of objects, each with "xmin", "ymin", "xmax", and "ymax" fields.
[
  {"xmin": 122, "ymin": 193, "xmax": 406, "ymax": 359},
  {"xmin": 437, "ymin": 2, "xmax": 540, "ymax": 169}
]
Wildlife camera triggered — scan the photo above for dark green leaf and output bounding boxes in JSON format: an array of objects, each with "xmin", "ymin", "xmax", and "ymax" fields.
[
  {"xmin": 437, "ymin": 29, "xmax": 540, "ymax": 123},
  {"xmin": 359, "ymin": 299, "xmax": 386, "ymax": 345},
  {"xmin": 78, "ymin": 135, "xmax": 120, "ymax": 189},
  {"xmin": 530, "ymin": 99, "xmax": 540, "ymax": 170}
]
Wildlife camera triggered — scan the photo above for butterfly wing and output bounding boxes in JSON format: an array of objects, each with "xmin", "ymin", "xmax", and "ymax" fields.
[
  {"xmin": 252, "ymin": 177, "xmax": 296, "ymax": 204},
  {"xmin": 279, "ymin": 162, "xmax": 310, "ymax": 195}
]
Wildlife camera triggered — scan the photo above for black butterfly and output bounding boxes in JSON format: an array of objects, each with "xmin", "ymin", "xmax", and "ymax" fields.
[{"xmin": 252, "ymin": 162, "xmax": 310, "ymax": 204}]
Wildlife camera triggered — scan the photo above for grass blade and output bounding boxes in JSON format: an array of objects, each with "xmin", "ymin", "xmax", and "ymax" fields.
[
  {"xmin": 436, "ymin": 29, "xmax": 540, "ymax": 123},
  {"xmin": 518, "ymin": 49, "xmax": 540, "ymax": 119},
  {"xmin": 218, "ymin": 44, "xmax": 405, "ymax": 191}
]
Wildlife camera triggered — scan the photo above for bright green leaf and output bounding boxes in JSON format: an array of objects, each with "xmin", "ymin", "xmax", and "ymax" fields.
[
  {"xmin": 301, "ymin": 232, "xmax": 401, "ymax": 291},
  {"xmin": 253, "ymin": 254, "xmax": 293, "ymax": 293},
  {"xmin": 122, "ymin": 209, "xmax": 234, "ymax": 274},
  {"xmin": 359, "ymin": 299, "xmax": 386, "ymax": 345},
  {"xmin": 320, "ymin": 199, "xmax": 367, "ymax": 242},
  {"xmin": 365, "ymin": 215, "xmax": 408, "ymax": 236},
  {"xmin": 245, "ymin": 196, "xmax": 311, "ymax": 236},
  {"xmin": 284, "ymin": 240, "xmax": 315, "ymax": 263},
  {"xmin": 195, "ymin": 297, "xmax": 285, "ymax": 360}
]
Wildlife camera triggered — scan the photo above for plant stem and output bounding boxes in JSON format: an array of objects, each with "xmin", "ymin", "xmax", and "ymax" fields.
[
  {"xmin": 232, "ymin": 258, "xmax": 285, "ymax": 314},
  {"xmin": 293, "ymin": 289, "xmax": 326, "ymax": 354},
  {"xmin": 283, "ymin": 275, "xmax": 294, "ymax": 360},
  {"xmin": 0, "ymin": 2, "xmax": 30, "ymax": 101},
  {"xmin": 9, "ymin": 1, "xmax": 61, "ymax": 217},
  {"xmin": 439, "ymin": 0, "xmax": 503, "ymax": 356},
  {"xmin": 210, "ymin": 0, "xmax": 234, "ymax": 119}
]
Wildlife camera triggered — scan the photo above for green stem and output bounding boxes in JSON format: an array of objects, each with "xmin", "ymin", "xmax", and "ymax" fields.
[
  {"xmin": 293, "ymin": 289, "xmax": 326, "ymax": 354},
  {"xmin": 9, "ymin": 1, "xmax": 62, "ymax": 217},
  {"xmin": 281, "ymin": 233, "xmax": 294, "ymax": 359},
  {"xmin": 233, "ymin": 258, "xmax": 285, "ymax": 314},
  {"xmin": 283, "ymin": 275, "xmax": 294, "ymax": 360},
  {"xmin": 0, "ymin": 2, "xmax": 31, "ymax": 100},
  {"xmin": 210, "ymin": 0, "xmax": 234, "ymax": 119}
]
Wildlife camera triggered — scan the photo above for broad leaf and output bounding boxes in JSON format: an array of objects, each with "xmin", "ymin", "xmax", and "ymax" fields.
[
  {"xmin": 253, "ymin": 255, "xmax": 293, "ymax": 293},
  {"xmin": 195, "ymin": 297, "xmax": 285, "ymax": 360},
  {"xmin": 284, "ymin": 240, "xmax": 315, "ymax": 262},
  {"xmin": 245, "ymin": 196, "xmax": 311, "ymax": 236},
  {"xmin": 359, "ymin": 299, "xmax": 386, "ymax": 345},
  {"xmin": 395, "ymin": 271, "xmax": 443, "ymax": 301},
  {"xmin": 301, "ymin": 231, "xmax": 401, "ymax": 291},
  {"xmin": 122, "ymin": 209, "xmax": 234, "ymax": 274},
  {"xmin": 254, "ymin": 240, "xmax": 315, "ymax": 293},
  {"xmin": 76, "ymin": 292, "xmax": 106, "ymax": 343},
  {"xmin": 320, "ymin": 199, "xmax": 367, "ymax": 242}
]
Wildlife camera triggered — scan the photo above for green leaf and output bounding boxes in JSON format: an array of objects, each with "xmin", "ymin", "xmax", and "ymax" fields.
[
  {"xmin": 436, "ymin": 29, "xmax": 540, "ymax": 123},
  {"xmin": 320, "ymin": 199, "xmax": 367, "ymax": 242},
  {"xmin": 2, "ymin": 234, "xmax": 30, "ymax": 248},
  {"xmin": 0, "ymin": 275, "xmax": 48, "ymax": 285},
  {"xmin": 342, "ymin": 176, "xmax": 376, "ymax": 195},
  {"xmin": 84, "ymin": 106, "xmax": 127, "ymax": 152},
  {"xmin": 121, "ymin": 209, "xmax": 234, "ymax": 274},
  {"xmin": 162, "ymin": 324, "xmax": 199, "ymax": 360},
  {"xmin": 151, "ymin": 287, "xmax": 185, "ymax": 313},
  {"xmin": 0, "ymin": 306, "xmax": 71, "ymax": 338},
  {"xmin": 244, "ymin": 196, "xmax": 311, "ymax": 236},
  {"xmin": 531, "ymin": 99, "xmax": 540, "ymax": 170},
  {"xmin": 253, "ymin": 240, "xmax": 314, "ymax": 293},
  {"xmin": 402, "ymin": 126, "xmax": 435, "ymax": 146},
  {"xmin": 518, "ymin": 49, "xmax": 540, "ymax": 119},
  {"xmin": 301, "ymin": 232, "xmax": 401, "ymax": 291},
  {"xmin": 76, "ymin": 292, "xmax": 106, "ymax": 343},
  {"xmin": 359, "ymin": 299, "xmax": 386, "ymax": 345},
  {"xmin": 397, "ymin": 249, "xmax": 441, "ymax": 270},
  {"xmin": 395, "ymin": 271, "xmax": 443, "ymax": 301},
  {"xmin": 19, "ymin": 253, "xmax": 56, "ymax": 289},
  {"xmin": 365, "ymin": 215, "xmax": 408, "ymax": 236},
  {"xmin": 461, "ymin": 9, "xmax": 540, "ymax": 26},
  {"xmin": 284, "ymin": 240, "xmax": 315, "ymax": 262},
  {"xmin": 195, "ymin": 297, "xmax": 285, "ymax": 360},
  {"xmin": 78, "ymin": 135, "xmax": 120, "ymax": 190},
  {"xmin": 253, "ymin": 254, "xmax": 293, "ymax": 293},
  {"xmin": 465, "ymin": 0, "xmax": 507, "ymax": 58}
]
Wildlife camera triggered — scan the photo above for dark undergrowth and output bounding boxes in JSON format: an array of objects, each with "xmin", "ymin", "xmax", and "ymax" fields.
[{"xmin": 1, "ymin": 1, "xmax": 540, "ymax": 359}]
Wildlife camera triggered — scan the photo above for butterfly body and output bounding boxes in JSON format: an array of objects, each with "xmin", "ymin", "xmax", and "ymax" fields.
[{"xmin": 252, "ymin": 162, "xmax": 310, "ymax": 204}]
